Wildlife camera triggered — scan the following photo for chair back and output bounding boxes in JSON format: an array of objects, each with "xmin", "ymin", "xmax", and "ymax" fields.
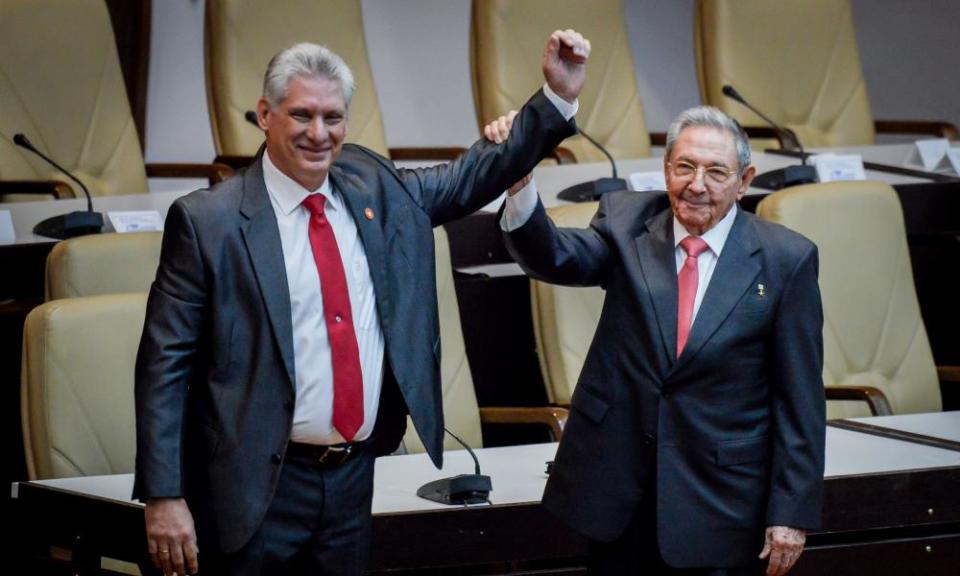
[
  {"xmin": 757, "ymin": 181, "xmax": 941, "ymax": 418},
  {"xmin": 401, "ymin": 227, "xmax": 483, "ymax": 453},
  {"xmin": 205, "ymin": 0, "xmax": 389, "ymax": 157},
  {"xmin": 45, "ymin": 232, "xmax": 163, "ymax": 300},
  {"xmin": 695, "ymin": 0, "xmax": 876, "ymax": 147},
  {"xmin": 0, "ymin": 0, "xmax": 148, "ymax": 199},
  {"xmin": 22, "ymin": 293, "xmax": 147, "ymax": 479},
  {"xmin": 530, "ymin": 202, "xmax": 604, "ymax": 405},
  {"xmin": 471, "ymin": 0, "xmax": 651, "ymax": 162}
]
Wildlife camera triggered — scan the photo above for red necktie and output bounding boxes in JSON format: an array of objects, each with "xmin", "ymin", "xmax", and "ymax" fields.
[
  {"xmin": 302, "ymin": 194, "xmax": 364, "ymax": 441},
  {"xmin": 677, "ymin": 236, "xmax": 709, "ymax": 357}
]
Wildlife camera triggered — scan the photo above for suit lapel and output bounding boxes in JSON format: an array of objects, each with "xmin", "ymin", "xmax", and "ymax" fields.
[
  {"xmin": 634, "ymin": 209, "xmax": 679, "ymax": 368},
  {"xmin": 329, "ymin": 166, "xmax": 390, "ymax": 332},
  {"xmin": 672, "ymin": 209, "xmax": 761, "ymax": 374},
  {"xmin": 239, "ymin": 155, "xmax": 296, "ymax": 388}
]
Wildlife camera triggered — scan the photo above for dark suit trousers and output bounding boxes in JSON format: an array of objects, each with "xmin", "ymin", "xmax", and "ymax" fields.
[
  {"xmin": 588, "ymin": 453, "xmax": 764, "ymax": 576},
  {"xmin": 202, "ymin": 449, "xmax": 376, "ymax": 576}
]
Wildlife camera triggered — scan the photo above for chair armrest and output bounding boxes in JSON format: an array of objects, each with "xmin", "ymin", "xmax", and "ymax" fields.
[
  {"xmin": 825, "ymin": 385, "xmax": 893, "ymax": 416},
  {"xmin": 213, "ymin": 155, "xmax": 256, "ymax": 171},
  {"xmin": 649, "ymin": 132, "xmax": 667, "ymax": 147},
  {"xmin": 546, "ymin": 146, "xmax": 577, "ymax": 165},
  {"xmin": 0, "ymin": 180, "xmax": 76, "ymax": 199},
  {"xmin": 936, "ymin": 365, "xmax": 960, "ymax": 383},
  {"xmin": 145, "ymin": 163, "xmax": 234, "ymax": 185},
  {"xmin": 478, "ymin": 406, "xmax": 569, "ymax": 441},
  {"xmin": 387, "ymin": 147, "xmax": 467, "ymax": 162},
  {"xmin": 740, "ymin": 125, "xmax": 796, "ymax": 149},
  {"xmin": 874, "ymin": 120, "xmax": 960, "ymax": 140}
]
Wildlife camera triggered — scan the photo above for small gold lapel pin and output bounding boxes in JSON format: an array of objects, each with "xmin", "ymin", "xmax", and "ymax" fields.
[
  {"xmin": 757, "ymin": 283, "xmax": 766, "ymax": 298},
  {"xmin": 364, "ymin": 207, "xmax": 375, "ymax": 220}
]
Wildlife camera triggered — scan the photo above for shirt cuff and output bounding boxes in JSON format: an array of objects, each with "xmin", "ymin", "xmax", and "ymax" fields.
[
  {"xmin": 542, "ymin": 83, "xmax": 579, "ymax": 121},
  {"xmin": 500, "ymin": 178, "xmax": 540, "ymax": 232}
]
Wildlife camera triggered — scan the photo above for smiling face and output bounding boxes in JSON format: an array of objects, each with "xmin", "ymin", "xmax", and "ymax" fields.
[
  {"xmin": 256, "ymin": 74, "xmax": 348, "ymax": 191},
  {"xmin": 664, "ymin": 125, "xmax": 756, "ymax": 236}
]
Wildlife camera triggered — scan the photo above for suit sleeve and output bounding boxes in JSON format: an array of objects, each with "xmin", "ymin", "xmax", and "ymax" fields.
[
  {"xmin": 766, "ymin": 243, "xmax": 826, "ymax": 530},
  {"xmin": 133, "ymin": 199, "xmax": 208, "ymax": 500},
  {"xmin": 399, "ymin": 89, "xmax": 577, "ymax": 226},
  {"xmin": 502, "ymin": 195, "xmax": 612, "ymax": 288}
]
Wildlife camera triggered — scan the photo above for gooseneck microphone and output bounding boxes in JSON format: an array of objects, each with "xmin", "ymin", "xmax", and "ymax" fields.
[
  {"xmin": 13, "ymin": 134, "xmax": 103, "ymax": 239},
  {"xmin": 720, "ymin": 85, "xmax": 817, "ymax": 191},
  {"xmin": 556, "ymin": 128, "xmax": 628, "ymax": 203},
  {"xmin": 416, "ymin": 427, "xmax": 492, "ymax": 506}
]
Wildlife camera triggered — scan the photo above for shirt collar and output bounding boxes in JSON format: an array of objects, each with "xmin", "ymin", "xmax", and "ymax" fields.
[
  {"xmin": 673, "ymin": 203, "xmax": 738, "ymax": 256},
  {"xmin": 262, "ymin": 149, "xmax": 335, "ymax": 216}
]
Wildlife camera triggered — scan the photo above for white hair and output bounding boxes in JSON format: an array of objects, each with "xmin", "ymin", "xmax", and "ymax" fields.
[
  {"xmin": 262, "ymin": 42, "xmax": 355, "ymax": 108},
  {"xmin": 665, "ymin": 106, "xmax": 751, "ymax": 173}
]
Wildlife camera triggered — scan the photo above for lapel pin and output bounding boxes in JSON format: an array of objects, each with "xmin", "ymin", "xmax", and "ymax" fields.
[
  {"xmin": 757, "ymin": 283, "xmax": 766, "ymax": 298},
  {"xmin": 364, "ymin": 207, "xmax": 375, "ymax": 220}
]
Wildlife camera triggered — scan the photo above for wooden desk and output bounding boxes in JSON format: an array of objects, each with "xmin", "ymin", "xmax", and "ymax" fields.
[{"xmin": 11, "ymin": 420, "xmax": 960, "ymax": 575}]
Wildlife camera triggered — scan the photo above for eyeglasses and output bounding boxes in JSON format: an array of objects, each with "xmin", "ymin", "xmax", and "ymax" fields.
[{"xmin": 668, "ymin": 161, "xmax": 739, "ymax": 185}]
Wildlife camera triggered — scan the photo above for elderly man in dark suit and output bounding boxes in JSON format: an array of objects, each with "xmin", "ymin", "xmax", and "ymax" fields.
[
  {"xmin": 134, "ymin": 30, "xmax": 590, "ymax": 576},
  {"xmin": 490, "ymin": 106, "xmax": 825, "ymax": 575}
]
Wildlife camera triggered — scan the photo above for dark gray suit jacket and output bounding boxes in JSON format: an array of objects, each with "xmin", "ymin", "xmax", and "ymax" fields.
[
  {"xmin": 133, "ymin": 90, "xmax": 576, "ymax": 553},
  {"xmin": 504, "ymin": 191, "xmax": 825, "ymax": 568}
]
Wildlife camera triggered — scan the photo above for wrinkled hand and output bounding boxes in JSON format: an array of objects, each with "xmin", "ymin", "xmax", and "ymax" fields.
[
  {"xmin": 481, "ymin": 110, "xmax": 530, "ymax": 196},
  {"xmin": 759, "ymin": 525, "xmax": 806, "ymax": 576},
  {"xmin": 145, "ymin": 498, "xmax": 199, "ymax": 575},
  {"xmin": 542, "ymin": 29, "xmax": 591, "ymax": 103}
]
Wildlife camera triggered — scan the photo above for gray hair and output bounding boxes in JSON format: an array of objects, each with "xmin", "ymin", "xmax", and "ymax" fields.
[
  {"xmin": 664, "ymin": 106, "xmax": 751, "ymax": 173},
  {"xmin": 262, "ymin": 43, "xmax": 355, "ymax": 109}
]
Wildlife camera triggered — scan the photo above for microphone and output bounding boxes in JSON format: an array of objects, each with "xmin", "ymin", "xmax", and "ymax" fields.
[
  {"xmin": 244, "ymin": 110, "xmax": 259, "ymax": 127},
  {"xmin": 12, "ymin": 134, "xmax": 103, "ymax": 239},
  {"xmin": 416, "ymin": 427, "xmax": 492, "ymax": 506},
  {"xmin": 556, "ymin": 128, "xmax": 628, "ymax": 203},
  {"xmin": 720, "ymin": 85, "xmax": 817, "ymax": 191}
]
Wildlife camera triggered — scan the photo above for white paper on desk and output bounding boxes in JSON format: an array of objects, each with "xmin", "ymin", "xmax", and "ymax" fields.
[
  {"xmin": 108, "ymin": 210, "xmax": 164, "ymax": 233},
  {"xmin": 931, "ymin": 148, "xmax": 960, "ymax": 175},
  {"xmin": 811, "ymin": 153, "xmax": 866, "ymax": 182},
  {"xmin": 629, "ymin": 171, "xmax": 666, "ymax": 192},
  {"xmin": 0, "ymin": 210, "xmax": 14, "ymax": 244},
  {"xmin": 906, "ymin": 138, "xmax": 950, "ymax": 170}
]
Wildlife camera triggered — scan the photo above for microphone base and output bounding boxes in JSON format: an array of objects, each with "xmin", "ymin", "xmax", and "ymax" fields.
[
  {"xmin": 751, "ymin": 165, "xmax": 818, "ymax": 191},
  {"xmin": 557, "ymin": 177, "xmax": 628, "ymax": 203},
  {"xmin": 33, "ymin": 210, "xmax": 104, "ymax": 240},
  {"xmin": 417, "ymin": 474, "xmax": 492, "ymax": 505}
]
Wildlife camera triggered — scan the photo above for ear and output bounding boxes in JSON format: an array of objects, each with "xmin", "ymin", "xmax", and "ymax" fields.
[
  {"xmin": 255, "ymin": 98, "xmax": 271, "ymax": 131},
  {"xmin": 737, "ymin": 164, "xmax": 757, "ymax": 199}
]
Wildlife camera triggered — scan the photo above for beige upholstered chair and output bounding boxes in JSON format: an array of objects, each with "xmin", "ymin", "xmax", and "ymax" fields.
[
  {"xmin": 21, "ymin": 292, "xmax": 146, "ymax": 480},
  {"xmin": 45, "ymin": 232, "xmax": 163, "ymax": 300},
  {"xmin": 401, "ymin": 227, "xmax": 567, "ymax": 453},
  {"xmin": 757, "ymin": 181, "xmax": 958, "ymax": 418},
  {"xmin": 471, "ymin": 0, "xmax": 652, "ymax": 163},
  {"xmin": 530, "ymin": 202, "xmax": 604, "ymax": 405},
  {"xmin": 205, "ymin": 0, "xmax": 461, "ymax": 166},
  {"xmin": 695, "ymin": 0, "xmax": 958, "ymax": 148},
  {"xmin": 0, "ymin": 0, "xmax": 229, "ymax": 203}
]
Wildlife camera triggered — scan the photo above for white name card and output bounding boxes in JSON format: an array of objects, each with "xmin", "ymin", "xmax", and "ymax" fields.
[
  {"xmin": 907, "ymin": 138, "xmax": 950, "ymax": 171},
  {"xmin": 930, "ymin": 148, "xmax": 960, "ymax": 175},
  {"xmin": 811, "ymin": 154, "xmax": 866, "ymax": 182},
  {"xmin": 629, "ymin": 171, "xmax": 666, "ymax": 192},
  {"xmin": 0, "ymin": 210, "xmax": 14, "ymax": 244},
  {"xmin": 107, "ymin": 210, "xmax": 164, "ymax": 233}
]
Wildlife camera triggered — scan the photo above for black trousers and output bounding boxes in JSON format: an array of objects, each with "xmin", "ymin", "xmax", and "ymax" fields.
[{"xmin": 202, "ymin": 448, "xmax": 376, "ymax": 576}]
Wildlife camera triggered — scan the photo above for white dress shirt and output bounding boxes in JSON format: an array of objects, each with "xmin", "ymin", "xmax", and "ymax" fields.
[
  {"xmin": 263, "ymin": 150, "xmax": 384, "ymax": 445},
  {"xmin": 502, "ymin": 183, "xmax": 738, "ymax": 325}
]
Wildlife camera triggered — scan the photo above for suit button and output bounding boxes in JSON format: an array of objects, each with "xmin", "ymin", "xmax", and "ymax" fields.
[
  {"xmin": 662, "ymin": 392, "xmax": 672, "ymax": 399},
  {"xmin": 271, "ymin": 452, "xmax": 282, "ymax": 464},
  {"xmin": 644, "ymin": 434, "xmax": 655, "ymax": 445}
]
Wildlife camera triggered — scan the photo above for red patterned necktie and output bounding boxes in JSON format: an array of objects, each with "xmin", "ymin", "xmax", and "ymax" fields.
[
  {"xmin": 302, "ymin": 194, "xmax": 363, "ymax": 441},
  {"xmin": 677, "ymin": 236, "xmax": 709, "ymax": 357}
]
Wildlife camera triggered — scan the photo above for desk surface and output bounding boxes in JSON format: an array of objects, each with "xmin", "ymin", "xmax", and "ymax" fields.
[
  {"xmin": 15, "ymin": 420, "xmax": 960, "ymax": 511},
  {"xmin": 851, "ymin": 411, "xmax": 960, "ymax": 443}
]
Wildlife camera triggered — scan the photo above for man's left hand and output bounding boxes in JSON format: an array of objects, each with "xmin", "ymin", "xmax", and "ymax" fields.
[
  {"xmin": 759, "ymin": 525, "xmax": 806, "ymax": 575},
  {"xmin": 541, "ymin": 29, "xmax": 591, "ymax": 103}
]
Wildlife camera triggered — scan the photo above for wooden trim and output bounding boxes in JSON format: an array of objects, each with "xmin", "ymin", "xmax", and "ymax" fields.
[
  {"xmin": 825, "ymin": 385, "xmax": 893, "ymax": 416},
  {"xmin": 649, "ymin": 132, "xmax": 667, "ymax": 147},
  {"xmin": 478, "ymin": 406, "xmax": 568, "ymax": 441},
  {"xmin": 547, "ymin": 146, "xmax": 577, "ymax": 165},
  {"xmin": 0, "ymin": 180, "xmax": 76, "ymax": 200},
  {"xmin": 828, "ymin": 419, "xmax": 960, "ymax": 452},
  {"xmin": 937, "ymin": 365, "xmax": 960, "ymax": 383},
  {"xmin": 145, "ymin": 163, "xmax": 234, "ymax": 185},
  {"xmin": 875, "ymin": 119, "xmax": 960, "ymax": 141}
]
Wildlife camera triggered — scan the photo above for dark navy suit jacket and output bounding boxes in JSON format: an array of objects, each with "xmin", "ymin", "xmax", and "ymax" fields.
[
  {"xmin": 133, "ymin": 90, "xmax": 576, "ymax": 554},
  {"xmin": 504, "ymin": 191, "xmax": 825, "ymax": 568}
]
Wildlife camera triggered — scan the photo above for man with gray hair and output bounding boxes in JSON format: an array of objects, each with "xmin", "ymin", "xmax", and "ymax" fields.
[
  {"xmin": 135, "ymin": 30, "xmax": 591, "ymax": 575},
  {"xmin": 489, "ymin": 105, "xmax": 825, "ymax": 575}
]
